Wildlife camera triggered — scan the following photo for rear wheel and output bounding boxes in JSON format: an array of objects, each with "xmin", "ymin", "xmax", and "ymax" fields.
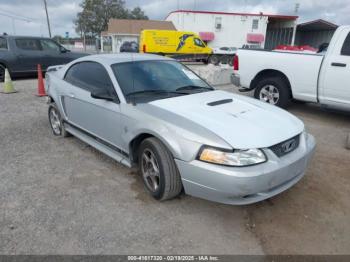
[
  {"xmin": 254, "ymin": 77, "xmax": 291, "ymax": 108},
  {"xmin": 209, "ymin": 55, "xmax": 220, "ymax": 65},
  {"xmin": 138, "ymin": 137, "xmax": 182, "ymax": 201},
  {"xmin": 0, "ymin": 64, "xmax": 5, "ymax": 82}
]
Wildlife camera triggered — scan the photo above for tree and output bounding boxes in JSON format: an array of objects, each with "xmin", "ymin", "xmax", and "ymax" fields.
[
  {"xmin": 74, "ymin": 0, "xmax": 148, "ymax": 37},
  {"xmin": 128, "ymin": 7, "xmax": 148, "ymax": 20}
]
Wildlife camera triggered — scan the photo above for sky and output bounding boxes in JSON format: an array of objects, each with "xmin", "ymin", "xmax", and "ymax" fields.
[{"xmin": 0, "ymin": 0, "xmax": 349, "ymax": 37}]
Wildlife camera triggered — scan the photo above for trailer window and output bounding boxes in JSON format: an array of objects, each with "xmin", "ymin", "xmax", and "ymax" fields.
[
  {"xmin": 252, "ymin": 19, "xmax": 259, "ymax": 30},
  {"xmin": 341, "ymin": 33, "xmax": 350, "ymax": 56},
  {"xmin": 0, "ymin": 37, "xmax": 7, "ymax": 49}
]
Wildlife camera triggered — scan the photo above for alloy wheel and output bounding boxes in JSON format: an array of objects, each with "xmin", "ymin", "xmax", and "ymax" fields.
[
  {"xmin": 49, "ymin": 108, "xmax": 62, "ymax": 135},
  {"xmin": 259, "ymin": 85, "xmax": 280, "ymax": 105},
  {"xmin": 141, "ymin": 149, "xmax": 160, "ymax": 192}
]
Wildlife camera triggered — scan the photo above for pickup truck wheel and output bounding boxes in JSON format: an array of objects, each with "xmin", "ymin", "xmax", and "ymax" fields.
[
  {"xmin": 139, "ymin": 137, "xmax": 182, "ymax": 201},
  {"xmin": 0, "ymin": 64, "xmax": 5, "ymax": 82},
  {"xmin": 48, "ymin": 103, "xmax": 70, "ymax": 137},
  {"xmin": 254, "ymin": 77, "xmax": 291, "ymax": 108},
  {"xmin": 209, "ymin": 55, "xmax": 220, "ymax": 65}
]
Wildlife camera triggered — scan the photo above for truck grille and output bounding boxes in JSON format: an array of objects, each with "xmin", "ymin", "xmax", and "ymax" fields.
[{"xmin": 269, "ymin": 135, "xmax": 300, "ymax": 157}]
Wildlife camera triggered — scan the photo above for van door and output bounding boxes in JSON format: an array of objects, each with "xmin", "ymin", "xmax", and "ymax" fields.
[{"xmin": 320, "ymin": 31, "xmax": 350, "ymax": 107}]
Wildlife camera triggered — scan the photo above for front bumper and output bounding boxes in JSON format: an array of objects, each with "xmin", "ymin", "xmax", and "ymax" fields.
[{"xmin": 176, "ymin": 133, "xmax": 316, "ymax": 205}]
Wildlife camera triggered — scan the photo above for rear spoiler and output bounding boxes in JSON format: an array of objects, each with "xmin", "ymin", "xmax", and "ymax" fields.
[{"xmin": 47, "ymin": 65, "xmax": 64, "ymax": 72}]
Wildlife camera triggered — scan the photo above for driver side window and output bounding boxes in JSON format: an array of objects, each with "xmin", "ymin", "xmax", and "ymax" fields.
[
  {"xmin": 40, "ymin": 39, "xmax": 60, "ymax": 52},
  {"xmin": 341, "ymin": 33, "xmax": 350, "ymax": 56},
  {"xmin": 194, "ymin": 38, "xmax": 205, "ymax": 47},
  {"xmin": 64, "ymin": 62, "xmax": 115, "ymax": 95}
]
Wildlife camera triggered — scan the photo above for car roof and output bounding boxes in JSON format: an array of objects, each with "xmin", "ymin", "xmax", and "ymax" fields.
[
  {"xmin": 1, "ymin": 35, "xmax": 52, "ymax": 40},
  {"xmin": 74, "ymin": 53, "xmax": 173, "ymax": 65}
]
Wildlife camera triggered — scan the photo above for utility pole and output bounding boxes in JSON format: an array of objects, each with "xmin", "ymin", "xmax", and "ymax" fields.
[
  {"xmin": 43, "ymin": 0, "xmax": 52, "ymax": 38},
  {"xmin": 291, "ymin": 2, "xmax": 300, "ymax": 46}
]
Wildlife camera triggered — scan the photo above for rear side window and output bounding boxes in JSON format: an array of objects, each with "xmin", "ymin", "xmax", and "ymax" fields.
[
  {"xmin": 64, "ymin": 61, "xmax": 113, "ymax": 93},
  {"xmin": 341, "ymin": 33, "xmax": 350, "ymax": 56},
  {"xmin": 15, "ymin": 39, "xmax": 40, "ymax": 50},
  {"xmin": 0, "ymin": 37, "xmax": 7, "ymax": 49}
]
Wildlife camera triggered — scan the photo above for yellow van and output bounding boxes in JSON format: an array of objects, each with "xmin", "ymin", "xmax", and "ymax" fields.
[{"xmin": 139, "ymin": 30, "xmax": 212, "ymax": 56}]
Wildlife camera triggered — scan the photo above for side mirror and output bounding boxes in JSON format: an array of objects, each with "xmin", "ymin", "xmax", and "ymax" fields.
[
  {"xmin": 91, "ymin": 90, "xmax": 118, "ymax": 102},
  {"xmin": 60, "ymin": 46, "xmax": 70, "ymax": 53}
]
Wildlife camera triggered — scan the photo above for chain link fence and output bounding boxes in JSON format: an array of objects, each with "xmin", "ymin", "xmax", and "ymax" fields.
[{"xmin": 56, "ymin": 37, "xmax": 101, "ymax": 54}]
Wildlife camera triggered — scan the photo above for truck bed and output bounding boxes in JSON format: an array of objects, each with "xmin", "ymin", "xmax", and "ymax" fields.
[{"xmin": 237, "ymin": 49, "xmax": 325, "ymax": 102}]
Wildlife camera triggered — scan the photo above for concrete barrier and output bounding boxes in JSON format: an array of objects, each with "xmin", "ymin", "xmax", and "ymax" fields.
[{"xmin": 190, "ymin": 64, "xmax": 233, "ymax": 86}]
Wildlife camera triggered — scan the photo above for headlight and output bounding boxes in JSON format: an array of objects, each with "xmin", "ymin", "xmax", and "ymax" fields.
[{"xmin": 198, "ymin": 147, "xmax": 267, "ymax": 167}]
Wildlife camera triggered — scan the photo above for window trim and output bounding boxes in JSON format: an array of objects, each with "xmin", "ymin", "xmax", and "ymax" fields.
[
  {"xmin": 340, "ymin": 32, "xmax": 350, "ymax": 56},
  {"xmin": 64, "ymin": 61, "xmax": 120, "ymax": 103}
]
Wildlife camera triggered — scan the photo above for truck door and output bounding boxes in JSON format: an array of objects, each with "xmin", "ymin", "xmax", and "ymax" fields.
[
  {"xmin": 320, "ymin": 31, "xmax": 350, "ymax": 106},
  {"xmin": 39, "ymin": 39, "xmax": 68, "ymax": 69}
]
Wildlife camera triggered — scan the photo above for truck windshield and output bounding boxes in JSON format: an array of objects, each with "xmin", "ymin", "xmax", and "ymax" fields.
[{"xmin": 111, "ymin": 60, "xmax": 213, "ymax": 102}]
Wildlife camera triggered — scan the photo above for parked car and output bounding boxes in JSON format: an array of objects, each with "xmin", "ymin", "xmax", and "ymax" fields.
[
  {"xmin": 45, "ymin": 53, "xmax": 315, "ymax": 205},
  {"xmin": 120, "ymin": 41, "xmax": 139, "ymax": 53},
  {"xmin": 210, "ymin": 47, "xmax": 237, "ymax": 65},
  {"xmin": 0, "ymin": 35, "xmax": 87, "ymax": 81},
  {"xmin": 232, "ymin": 25, "xmax": 350, "ymax": 110}
]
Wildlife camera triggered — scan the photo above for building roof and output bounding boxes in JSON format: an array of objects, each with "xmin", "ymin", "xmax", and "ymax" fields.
[
  {"xmin": 166, "ymin": 10, "xmax": 298, "ymax": 20},
  {"xmin": 106, "ymin": 19, "xmax": 176, "ymax": 35},
  {"xmin": 297, "ymin": 19, "xmax": 338, "ymax": 31}
]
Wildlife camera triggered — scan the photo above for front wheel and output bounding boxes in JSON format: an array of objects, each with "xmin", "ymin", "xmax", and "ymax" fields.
[
  {"xmin": 138, "ymin": 138, "xmax": 182, "ymax": 201},
  {"xmin": 254, "ymin": 77, "xmax": 291, "ymax": 108},
  {"xmin": 48, "ymin": 103, "xmax": 70, "ymax": 137},
  {"xmin": 208, "ymin": 55, "xmax": 220, "ymax": 65},
  {"xmin": 0, "ymin": 64, "xmax": 5, "ymax": 82}
]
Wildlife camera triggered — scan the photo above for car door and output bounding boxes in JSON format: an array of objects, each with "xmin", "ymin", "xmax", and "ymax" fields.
[
  {"xmin": 39, "ymin": 39, "xmax": 67, "ymax": 69},
  {"xmin": 14, "ymin": 38, "xmax": 43, "ymax": 72},
  {"xmin": 320, "ymin": 31, "xmax": 350, "ymax": 106},
  {"xmin": 62, "ymin": 61, "xmax": 123, "ymax": 150}
]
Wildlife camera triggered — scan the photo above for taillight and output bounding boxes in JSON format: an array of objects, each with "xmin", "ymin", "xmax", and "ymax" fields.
[
  {"xmin": 233, "ymin": 55, "xmax": 239, "ymax": 70},
  {"xmin": 142, "ymin": 44, "xmax": 146, "ymax": 53}
]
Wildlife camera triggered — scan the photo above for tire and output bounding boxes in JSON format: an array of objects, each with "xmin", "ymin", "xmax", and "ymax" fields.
[
  {"xmin": 138, "ymin": 137, "xmax": 182, "ymax": 201},
  {"xmin": 220, "ymin": 55, "xmax": 229, "ymax": 64},
  {"xmin": 227, "ymin": 56, "xmax": 234, "ymax": 66},
  {"xmin": 0, "ymin": 64, "xmax": 5, "ymax": 82},
  {"xmin": 48, "ymin": 103, "xmax": 70, "ymax": 137},
  {"xmin": 208, "ymin": 55, "xmax": 220, "ymax": 65},
  {"xmin": 254, "ymin": 77, "xmax": 291, "ymax": 108}
]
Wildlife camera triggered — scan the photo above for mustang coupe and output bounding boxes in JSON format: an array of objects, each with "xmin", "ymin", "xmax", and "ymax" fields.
[{"xmin": 45, "ymin": 54, "xmax": 316, "ymax": 205}]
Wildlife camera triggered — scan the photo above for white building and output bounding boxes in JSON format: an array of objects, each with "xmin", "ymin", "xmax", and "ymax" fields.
[{"xmin": 166, "ymin": 10, "xmax": 298, "ymax": 49}]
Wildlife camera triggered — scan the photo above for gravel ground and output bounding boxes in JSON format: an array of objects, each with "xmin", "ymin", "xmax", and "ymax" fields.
[{"xmin": 1, "ymin": 78, "xmax": 350, "ymax": 255}]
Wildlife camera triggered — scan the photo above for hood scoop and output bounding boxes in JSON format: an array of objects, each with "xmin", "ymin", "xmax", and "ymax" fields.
[{"xmin": 207, "ymin": 99, "xmax": 233, "ymax": 106}]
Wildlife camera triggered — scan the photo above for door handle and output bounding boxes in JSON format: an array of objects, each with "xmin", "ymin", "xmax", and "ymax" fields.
[{"xmin": 331, "ymin": 62, "xmax": 346, "ymax": 67}]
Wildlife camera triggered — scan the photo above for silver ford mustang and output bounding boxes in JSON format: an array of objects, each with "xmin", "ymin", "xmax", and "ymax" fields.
[{"xmin": 45, "ymin": 54, "xmax": 316, "ymax": 205}]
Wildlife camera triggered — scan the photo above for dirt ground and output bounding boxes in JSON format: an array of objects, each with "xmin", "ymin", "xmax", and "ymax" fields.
[{"xmin": 0, "ymin": 79, "xmax": 349, "ymax": 255}]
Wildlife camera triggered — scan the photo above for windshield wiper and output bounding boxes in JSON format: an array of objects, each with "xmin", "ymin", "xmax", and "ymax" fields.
[
  {"xmin": 126, "ymin": 90, "xmax": 188, "ymax": 97},
  {"xmin": 176, "ymin": 85, "xmax": 214, "ymax": 92}
]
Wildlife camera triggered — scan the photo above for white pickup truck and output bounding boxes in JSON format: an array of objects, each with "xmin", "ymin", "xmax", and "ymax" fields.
[{"xmin": 231, "ymin": 25, "xmax": 350, "ymax": 110}]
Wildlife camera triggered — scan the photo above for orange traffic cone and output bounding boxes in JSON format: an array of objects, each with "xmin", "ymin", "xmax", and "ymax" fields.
[{"xmin": 36, "ymin": 64, "xmax": 46, "ymax": 97}]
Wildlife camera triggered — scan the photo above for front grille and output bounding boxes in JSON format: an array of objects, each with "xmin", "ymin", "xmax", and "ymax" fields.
[{"xmin": 269, "ymin": 135, "xmax": 300, "ymax": 157}]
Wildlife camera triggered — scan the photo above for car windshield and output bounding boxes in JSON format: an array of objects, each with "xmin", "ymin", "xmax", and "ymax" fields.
[{"xmin": 111, "ymin": 60, "xmax": 213, "ymax": 103}]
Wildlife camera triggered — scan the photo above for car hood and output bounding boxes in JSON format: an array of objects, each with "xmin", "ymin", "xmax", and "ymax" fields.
[{"xmin": 149, "ymin": 90, "xmax": 304, "ymax": 149}]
